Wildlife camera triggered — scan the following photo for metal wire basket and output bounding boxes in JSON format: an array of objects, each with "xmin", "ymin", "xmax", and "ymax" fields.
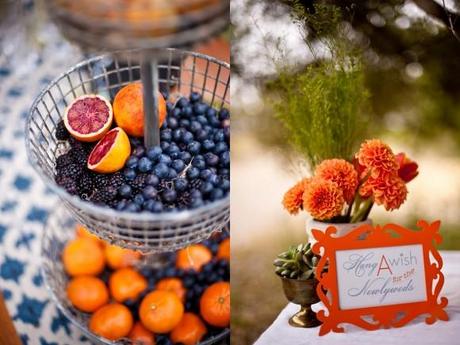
[
  {"xmin": 26, "ymin": 48, "xmax": 230, "ymax": 253},
  {"xmin": 41, "ymin": 204, "xmax": 230, "ymax": 345}
]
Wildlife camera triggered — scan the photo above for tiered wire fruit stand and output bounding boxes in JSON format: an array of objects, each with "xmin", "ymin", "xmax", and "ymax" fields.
[{"xmin": 26, "ymin": 1, "xmax": 230, "ymax": 343}]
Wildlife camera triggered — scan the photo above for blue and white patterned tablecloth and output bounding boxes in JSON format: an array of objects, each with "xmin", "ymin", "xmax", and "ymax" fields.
[{"xmin": 0, "ymin": 6, "xmax": 97, "ymax": 344}]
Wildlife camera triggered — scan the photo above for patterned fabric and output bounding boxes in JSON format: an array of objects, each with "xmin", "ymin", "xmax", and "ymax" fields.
[{"xmin": 0, "ymin": 3, "xmax": 93, "ymax": 344}]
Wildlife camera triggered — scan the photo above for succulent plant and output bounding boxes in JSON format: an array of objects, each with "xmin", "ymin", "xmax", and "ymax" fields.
[{"xmin": 273, "ymin": 242, "xmax": 319, "ymax": 280}]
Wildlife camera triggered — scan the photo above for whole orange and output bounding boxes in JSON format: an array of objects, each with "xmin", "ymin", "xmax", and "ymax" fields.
[
  {"xmin": 129, "ymin": 321, "xmax": 156, "ymax": 345},
  {"xmin": 75, "ymin": 224, "xmax": 103, "ymax": 246},
  {"xmin": 62, "ymin": 237, "xmax": 105, "ymax": 276},
  {"xmin": 66, "ymin": 276, "xmax": 109, "ymax": 313},
  {"xmin": 113, "ymin": 82, "xmax": 167, "ymax": 137},
  {"xmin": 176, "ymin": 244, "xmax": 212, "ymax": 272},
  {"xmin": 109, "ymin": 268, "xmax": 148, "ymax": 303},
  {"xmin": 156, "ymin": 277, "xmax": 186, "ymax": 303},
  {"xmin": 200, "ymin": 282, "xmax": 230, "ymax": 328},
  {"xmin": 217, "ymin": 238, "xmax": 230, "ymax": 261},
  {"xmin": 105, "ymin": 244, "xmax": 142, "ymax": 269},
  {"xmin": 89, "ymin": 303, "xmax": 133, "ymax": 340},
  {"xmin": 170, "ymin": 312, "xmax": 207, "ymax": 345},
  {"xmin": 139, "ymin": 290, "xmax": 184, "ymax": 334}
]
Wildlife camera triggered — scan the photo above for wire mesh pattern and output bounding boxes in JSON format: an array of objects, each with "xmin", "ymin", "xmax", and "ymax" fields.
[
  {"xmin": 27, "ymin": 48, "xmax": 230, "ymax": 253},
  {"xmin": 46, "ymin": 0, "xmax": 229, "ymax": 52},
  {"xmin": 41, "ymin": 205, "xmax": 230, "ymax": 345}
]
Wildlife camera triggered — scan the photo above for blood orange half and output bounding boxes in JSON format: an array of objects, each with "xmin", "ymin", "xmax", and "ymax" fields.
[
  {"xmin": 87, "ymin": 127, "xmax": 131, "ymax": 174},
  {"xmin": 64, "ymin": 94, "xmax": 113, "ymax": 142}
]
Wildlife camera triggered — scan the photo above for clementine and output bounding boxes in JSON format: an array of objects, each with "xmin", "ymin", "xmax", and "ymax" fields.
[
  {"xmin": 62, "ymin": 237, "xmax": 105, "ymax": 276},
  {"xmin": 105, "ymin": 244, "xmax": 142, "ymax": 269},
  {"xmin": 66, "ymin": 276, "xmax": 109, "ymax": 313},
  {"xmin": 89, "ymin": 303, "xmax": 133, "ymax": 340},
  {"xmin": 129, "ymin": 321, "xmax": 156, "ymax": 345},
  {"xmin": 200, "ymin": 282, "xmax": 230, "ymax": 328},
  {"xmin": 176, "ymin": 244, "xmax": 212, "ymax": 272},
  {"xmin": 156, "ymin": 277, "xmax": 186, "ymax": 303},
  {"xmin": 75, "ymin": 224, "xmax": 103, "ymax": 246},
  {"xmin": 170, "ymin": 312, "xmax": 207, "ymax": 345},
  {"xmin": 139, "ymin": 290, "xmax": 184, "ymax": 334},
  {"xmin": 216, "ymin": 238, "xmax": 230, "ymax": 261},
  {"xmin": 113, "ymin": 82, "xmax": 167, "ymax": 137},
  {"xmin": 109, "ymin": 268, "xmax": 148, "ymax": 303}
]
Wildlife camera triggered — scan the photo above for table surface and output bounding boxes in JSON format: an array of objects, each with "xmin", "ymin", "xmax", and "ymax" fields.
[{"xmin": 255, "ymin": 250, "xmax": 460, "ymax": 345}]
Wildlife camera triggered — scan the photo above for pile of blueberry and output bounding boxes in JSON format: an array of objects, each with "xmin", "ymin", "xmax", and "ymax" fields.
[{"xmin": 54, "ymin": 91, "xmax": 230, "ymax": 213}]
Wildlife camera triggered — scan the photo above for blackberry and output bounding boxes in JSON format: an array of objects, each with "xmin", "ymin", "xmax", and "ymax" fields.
[
  {"xmin": 157, "ymin": 180, "xmax": 173, "ymax": 192},
  {"xmin": 77, "ymin": 173, "xmax": 95, "ymax": 196},
  {"xmin": 92, "ymin": 173, "xmax": 109, "ymax": 188},
  {"xmin": 55, "ymin": 120, "xmax": 70, "ymax": 140},
  {"xmin": 91, "ymin": 186, "xmax": 117, "ymax": 204},
  {"xmin": 56, "ymin": 176, "xmax": 78, "ymax": 195},
  {"xmin": 59, "ymin": 163, "xmax": 83, "ymax": 179},
  {"xmin": 189, "ymin": 179, "xmax": 202, "ymax": 190},
  {"xmin": 130, "ymin": 174, "xmax": 147, "ymax": 192},
  {"xmin": 55, "ymin": 153, "xmax": 73, "ymax": 168},
  {"xmin": 107, "ymin": 172, "xmax": 125, "ymax": 189},
  {"xmin": 177, "ymin": 191, "xmax": 191, "ymax": 208}
]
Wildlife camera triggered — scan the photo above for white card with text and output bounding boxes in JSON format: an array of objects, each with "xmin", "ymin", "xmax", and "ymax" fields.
[{"xmin": 335, "ymin": 244, "xmax": 427, "ymax": 310}]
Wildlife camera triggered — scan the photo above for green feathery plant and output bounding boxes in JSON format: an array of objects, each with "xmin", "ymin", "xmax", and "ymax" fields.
[{"xmin": 268, "ymin": 2, "xmax": 369, "ymax": 169}]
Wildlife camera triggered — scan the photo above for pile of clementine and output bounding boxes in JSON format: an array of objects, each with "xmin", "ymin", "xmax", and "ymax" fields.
[{"xmin": 62, "ymin": 224, "xmax": 230, "ymax": 344}]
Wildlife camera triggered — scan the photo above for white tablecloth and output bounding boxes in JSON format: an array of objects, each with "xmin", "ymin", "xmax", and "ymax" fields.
[{"xmin": 255, "ymin": 251, "xmax": 460, "ymax": 345}]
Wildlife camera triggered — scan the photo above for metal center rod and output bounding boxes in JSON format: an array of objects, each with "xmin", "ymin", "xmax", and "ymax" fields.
[{"xmin": 141, "ymin": 56, "xmax": 160, "ymax": 148}]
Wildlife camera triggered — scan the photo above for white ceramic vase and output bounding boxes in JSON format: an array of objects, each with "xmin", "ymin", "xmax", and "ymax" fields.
[{"xmin": 306, "ymin": 218, "xmax": 373, "ymax": 246}]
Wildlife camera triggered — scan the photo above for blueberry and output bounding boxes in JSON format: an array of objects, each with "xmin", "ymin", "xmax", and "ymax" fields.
[
  {"xmin": 220, "ymin": 151, "xmax": 230, "ymax": 166},
  {"xmin": 200, "ymin": 169, "xmax": 213, "ymax": 180},
  {"xmin": 146, "ymin": 174, "xmax": 159, "ymax": 186},
  {"xmin": 174, "ymin": 178, "xmax": 188, "ymax": 191},
  {"xmin": 206, "ymin": 107, "xmax": 217, "ymax": 119},
  {"xmin": 209, "ymin": 116, "xmax": 221, "ymax": 127},
  {"xmin": 166, "ymin": 101, "xmax": 174, "ymax": 112},
  {"xmin": 221, "ymin": 178, "xmax": 230, "ymax": 191},
  {"xmin": 213, "ymin": 142, "xmax": 227, "ymax": 155},
  {"xmin": 208, "ymin": 174, "xmax": 221, "ymax": 185},
  {"xmin": 180, "ymin": 151, "xmax": 192, "ymax": 163},
  {"xmin": 195, "ymin": 129, "xmax": 208, "ymax": 142},
  {"xmin": 168, "ymin": 168, "xmax": 178, "ymax": 179},
  {"xmin": 181, "ymin": 106, "xmax": 193, "ymax": 117},
  {"xmin": 202, "ymin": 139, "xmax": 215, "ymax": 151},
  {"xmin": 187, "ymin": 141, "xmax": 201, "ymax": 154},
  {"xmin": 133, "ymin": 146, "xmax": 146, "ymax": 158},
  {"xmin": 116, "ymin": 199, "xmax": 128, "ymax": 210},
  {"xmin": 143, "ymin": 185, "xmax": 158, "ymax": 199},
  {"xmin": 193, "ymin": 102, "xmax": 207, "ymax": 115},
  {"xmin": 190, "ymin": 189, "xmax": 202, "ymax": 199},
  {"xmin": 172, "ymin": 128, "xmax": 183, "ymax": 142},
  {"xmin": 190, "ymin": 121, "xmax": 202, "ymax": 133},
  {"xmin": 146, "ymin": 146, "xmax": 162, "ymax": 161},
  {"xmin": 160, "ymin": 141, "xmax": 170, "ymax": 150},
  {"xmin": 200, "ymin": 181, "xmax": 214, "ymax": 195},
  {"xmin": 223, "ymin": 126, "xmax": 230, "ymax": 141},
  {"xmin": 144, "ymin": 200, "xmax": 163, "ymax": 212},
  {"xmin": 219, "ymin": 168, "xmax": 230, "ymax": 177},
  {"xmin": 160, "ymin": 129, "xmax": 172, "ymax": 142},
  {"xmin": 204, "ymin": 152, "xmax": 219, "ymax": 166},
  {"xmin": 118, "ymin": 184, "xmax": 133, "ymax": 197},
  {"xmin": 192, "ymin": 158, "xmax": 206, "ymax": 170},
  {"xmin": 134, "ymin": 194, "xmax": 145, "ymax": 206},
  {"xmin": 177, "ymin": 97, "xmax": 189, "ymax": 108},
  {"xmin": 214, "ymin": 130, "xmax": 225, "ymax": 142},
  {"xmin": 182, "ymin": 131, "xmax": 194, "ymax": 144},
  {"xmin": 196, "ymin": 115, "xmax": 208, "ymax": 125},
  {"xmin": 165, "ymin": 144, "xmax": 180, "ymax": 156},
  {"xmin": 138, "ymin": 157, "xmax": 153, "ymax": 173},
  {"xmin": 210, "ymin": 188, "xmax": 224, "ymax": 200},
  {"xmin": 187, "ymin": 166, "xmax": 200, "ymax": 179},
  {"xmin": 171, "ymin": 159, "xmax": 185, "ymax": 172},
  {"xmin": 154, "ymin": 163, "xmax": 170, "ymax": 179},
  {"xmin": 162, "ymin": 189, "xmax": 177, "ymax": 203},
  {"xmin": 172, "ymin": 107, "xmax": 181, "ymax": 118},
  {"xmin": 219, "ymin": 107, "xmax": 230, "ymax": 120},
  {"xmin": 126, "ymin": 156, "xmax": 139, "ymax": 169},
  {"xmin": 124, "ymin": 168, "xmax": 137, "ymax": 181},
  {"xmin": 179, "ymin": 119, "xmax": 191, "ymax": 128},
  {"xmin": 125, "ymin": 202, "xmax": 140, "ymax": 212},
  {"xmin": 130, "ymin": 137, "xmax": 142, "ymax": 147},
  {"xmin": 158, "ymin": 154, "xmax": 172, "ymax": 165},
  {"xmin": 190, "ymin": 91, "xmax": 202, "ymax": 103}
]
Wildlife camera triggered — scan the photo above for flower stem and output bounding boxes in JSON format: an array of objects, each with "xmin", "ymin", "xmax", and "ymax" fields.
[{"xmin": 350, "ymin": 198, "xmax": 372, "ymax": 223}]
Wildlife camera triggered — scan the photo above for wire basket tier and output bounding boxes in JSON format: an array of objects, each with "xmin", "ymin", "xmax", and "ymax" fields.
[
  {"xmin": 46, "ymin": 0, "xmax": 229, "ymax": 52},
  {"xmin": 41, "ymin": 205, "xmax": 230, "ymax": 345},
  {"xmin": 26, "ymin": 48, "xmax": 230, "ymax": 253}
]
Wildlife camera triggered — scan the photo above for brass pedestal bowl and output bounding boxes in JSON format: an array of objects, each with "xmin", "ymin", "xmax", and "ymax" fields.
[{"xmin": 280, "ymin": 277, "xmax": 321, "ymax": 328}]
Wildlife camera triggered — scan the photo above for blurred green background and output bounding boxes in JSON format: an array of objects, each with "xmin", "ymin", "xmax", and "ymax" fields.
[{"xmin": 231, "ymin": 0, "xmax": 460, "ymax": 344}]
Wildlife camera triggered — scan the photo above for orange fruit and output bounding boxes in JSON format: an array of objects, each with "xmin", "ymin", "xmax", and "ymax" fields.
[
  {"xmin": 170, "ymin": 313, "xmax": 207, "ymax": 345},
  {"xmin": 156, "ymin": 277, "xmax": 186, "ymax": 303},
  {"xmin": 105, "ymin": 244, "xmax": 142, "ymax": 269},
  {"xmin": 139, "ymin": 290, "xmax": 184, "ymax": 333},
  {"xmin": 176, "ymin": 244, "xmax": 212, "ymax": 272},
  {"xmin": 75, "ymin": 224, "xmax": 103, "ymax": 246},
  {"xmin": 217, "ymin": 238, "xmax": 230, "ymax": 261},
  {"xmin": 66, "ymin": 276, "xmax": 109, "ymax": 313},
  {"xmin": 87, "ymin": 127, "xmax": 131, "ymax": 173},
  {"xmin": 63, "ymin": 94, "xmax": 113, "ymax": 142},
  {"xmin": 62, "ymin": 237, "xmax": 105, "ymax": 276},
  {"xmin": 89, "ymin": 303, "xmax": 133, "ymax": 340},
  {"xmin": 129, "ymin": 321, "xmax": 156, "ymax": 345},
  {"xmin": 113, "ymin": 82, "xmax": 167, "ymax": 137},
  {"xmin": 200, "ymin": 282, "xmax": 230, "ymax": 328},
  {"xmin": 109, "ymin": 268, "xmax": 148, "ymax": 303}
]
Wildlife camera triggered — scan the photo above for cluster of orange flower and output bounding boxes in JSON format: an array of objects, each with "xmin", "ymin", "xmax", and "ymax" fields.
[{"xmin": 282, "ymin": 139, "xmax": 418, "ymax": 221}]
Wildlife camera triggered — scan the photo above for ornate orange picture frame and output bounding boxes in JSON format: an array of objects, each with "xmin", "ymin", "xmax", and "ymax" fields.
[{"xmin": 311, "ymin": 220, "xmax": 448, "ymax": 336}]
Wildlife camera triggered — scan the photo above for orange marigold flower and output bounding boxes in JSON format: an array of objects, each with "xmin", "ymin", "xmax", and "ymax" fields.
[
  {"xmin": 302, "ymin": 178, "xmax": 344, "ymax": 221},
  {"xmin": 363, "ymin": 175, "xmax": 408, "ymax": 211},
  {"xmin": 282, "ymin": 178, "xmax": 311, "ymax": 215},
  {"xmin": 357, "ymin": 139, "xmax": 399, "ymax": 178},
  {"xmin": 315, "ymin": 159, "xmax": 358, "ymax": 203}
]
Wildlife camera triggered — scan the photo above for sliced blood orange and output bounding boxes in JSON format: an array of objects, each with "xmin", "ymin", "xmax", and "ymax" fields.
[
  {"xmin": 64, "ymin": 94, "xmax": 113, "ymax": 142},
  {"xmin": 87, "ymin": 127, "xmax": 131, "ymax": 173}
]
